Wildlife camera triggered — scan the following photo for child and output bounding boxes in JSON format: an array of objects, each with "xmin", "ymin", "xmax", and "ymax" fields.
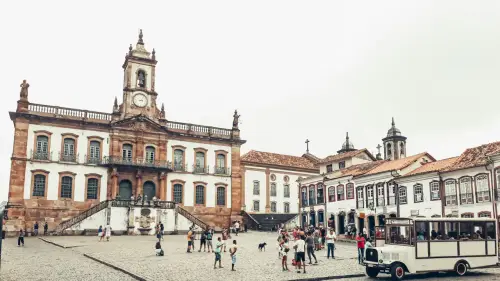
[
  {"xmin": 155, "ymin": 241, "xmax": 164, "ymax": 256},
  {"xmin": 229, "ymin": 240, "xmax": 237, "ymax": 271},
  {"xmin": 281, "ymin": 237, "xmax": 290, "ymax": 271}
]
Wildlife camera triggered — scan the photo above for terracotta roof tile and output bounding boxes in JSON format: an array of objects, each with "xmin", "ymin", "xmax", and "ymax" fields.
[
  {"xmin": 241, "ymin": 150, "xmax": 318, "ymax": 170},
  {"xmin": 360, "ymin": 152, "xmax": 435, "ymax": 176},
  {"xmin": 339, "ymin": 161, "xmax": 387, "ymax": 177},
  {"xmin": 404, "ymin": 156, "xmax": 460, "ymax": 177},
  {"xmin": 441, "ymin": 141, "xmax": 500, "ymax": 172},
  {"xmin": 318, "ymin": 149, "xmax": 376, "ymax": 164}
]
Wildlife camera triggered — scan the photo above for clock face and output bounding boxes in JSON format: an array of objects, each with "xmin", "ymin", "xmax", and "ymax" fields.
[{"xmin": 133, "ymin": 93, "xmax": 147, "ymax": 107}]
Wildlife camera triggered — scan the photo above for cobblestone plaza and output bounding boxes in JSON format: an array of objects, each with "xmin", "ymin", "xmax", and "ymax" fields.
[{"xmin": 2, "ymin": 232, "xmax": 500, "ymax": 281}]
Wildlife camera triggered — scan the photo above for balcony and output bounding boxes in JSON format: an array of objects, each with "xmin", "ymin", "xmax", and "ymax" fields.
[
  {"xmin": 59, "ymin": 153, "xmax": 78, "ymax": 163},
  {"xmin": 193, "ymin": 165, "xmax": 208, "ymax": 174},
  {"xmin": 377, "ymin": 197, "xmax": 385, "ymax": 207},
  {"xmin": 100, "ymin": 156, "xmax": 173, "ymax": 171},
  {"xmin": 84, "ymin": 155, "xmax": 102, "ymax": 165},
  {"xmin": 214, "ymin": 166, "xmax": 231, "ymax": 176},
  {"xmin": 30, "ymin": 150, "xmax": 52, "ymax": 161},
  {"xmin": 111, "ymin": 199, "xmax": 175, "ymax": 209},
  {"xmin": 172, "ymin": 164, "xmax": 188, "ymax": 172},
  {"xmin": 445, "ymin": 195, "xmax": 457, "ymax": 206}
]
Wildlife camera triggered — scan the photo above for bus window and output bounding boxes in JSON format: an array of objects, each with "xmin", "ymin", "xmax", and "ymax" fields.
[
  {"xmin": 387, "ymin": 226, "xmax": 413, "ymax": 245},
  {"xmin": 445, "ymin": 222, "xmax": 459, "ymax": 239},
  {"xmin": 429, "ymin": 221, "xmax": 458, "ymax": 240},
  {"xmin": 415, "ymin": 221, "xmax": 429, "ymax": 240},
  {"xmin": 486, "ymin": 222, "xmax": 496, "ymax": 240},
  {"xmin": 459, "ymin": 221, "xmax": 485, "ymax": 240}
]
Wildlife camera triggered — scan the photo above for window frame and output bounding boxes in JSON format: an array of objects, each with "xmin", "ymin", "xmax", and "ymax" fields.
[
  {"xmin": 356, "ymin": 186, "xmax": 364, "ymax": 208},
  {"xmin": 85, "ymin": 173, "xmax": 102, "ymax": 201},
  {"xmin": 461, "ymin": 212, "xmax": 474, "ymax": 218},
  {"xmin": 459, "ymin": 176, "xmax": 474, "ymax": 205},
  {"xmin": 60, "ymin": 133, "xmax": 78, "ymax": 163},
  {"xmin": 328, "ymin": 186, "xmax": 336, "ymax": 202},
  {"xmin": 475, "ymin": 173, "xmax": 490, "ymax": 203},
  {"xmin": 253, "ymin": 200, "xmax": 260, "ymax": 212},
  {"xmin": 337, "ymin": 184, "xmax": 345, "ymax": 201},
  {"xmin": 253, "ymin": 180, "xmax": 260, "ymax": 195},
  {"xmin": 122, "ymin": 143, "xmax": 134, "ymax": 161},
  {"xmin": 136, "ymin": 69, "xmax": 147, "ymax": 88},
  {"xmin": 193, "ymin": 182, "xmax": 207, "ymax": 206},
  {"xmin": 33, "ymin": 130, "xmax": 52, "ymax": 161},
  {"xmin": 270, "ymin": 182, "xmax": 277, "ymax": 197},
  {"xmin": 214, "ymin": 150, "xmax": 228, "ymax": 174},
  {"xmin": 284, "ymin": 202, "xmax": 290, "ymax": 213},
  {"xmin": 346, "ymin": 183, "xmax": 355, "ymax": 200},
  {"xmin": 31, "ymin": 169, "xmax": 50, "ymax": 199},
  {"xmin": 308, "ymin": 185, "xmax": 316, "ymax": 205},
  {"xmin": 478, "ymin": 211, "xmax": 492, "ymax": 218},
  {"xmin": 339, "ymin": 161, "xmax": 346, "ymax": 170},
  {"xmin": 87, "ymin": 136, "xmax": 103, "ymax": 164},
  {"xmin": 429, "ymin": 180, "xmax": 440, "ymax": 201},
  {"xmin": 326, "ymin": 164, "xmax": 333, "ymax": 173},
  {"xmin": 216, "ymin": 184, "xmax": 227, "ymax": 206},
  {"xmin": 283, "ymin": 184, "xmax": 290, "ymax": 198},
  {"xmin": 58, "ymin": 171, "xmax": 76, "ymax": 200},
  {"xmin": 413, "ymin": 183, "xmax": 424, "ymax": 203},
  {"xmin": 193, "ymin": 147, "xmax": 208, "ymax": 173},
  {"xmin": 171, "ymin": 180, "xmax": 185, "ymax": 205},
  {"xmin": 301, "ymin": 187, "xmax": 308, "ymax": 206},
  {"xmin": 270, "ymin": 201, "xmax": 277, "ymax": 213},
  {"xmin": 444, "ymin": 179, "xmax": 457, "ymax": 206},
  {"xmin": 376, "ymin": 183, "xmax": 385, "ymax": 206},
  {"xmin": 171, "ymin": 145, "xmax": 186, "ymax": 171},
  {"xmin": 399, "ymin": 186, "xmax": 407, "ymax": 205},
  {"xmin": 145, "ymin": 145, "xmax": 156, "ymax": 164},
  {"xmin": 317, "ymin": 183, "xmax": 325, "ymax": 204}
]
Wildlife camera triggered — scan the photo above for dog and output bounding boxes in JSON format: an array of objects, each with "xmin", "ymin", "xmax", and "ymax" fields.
[{"xmin": 258, "ymin": 242, "xmax": 267, "ymax": 251}]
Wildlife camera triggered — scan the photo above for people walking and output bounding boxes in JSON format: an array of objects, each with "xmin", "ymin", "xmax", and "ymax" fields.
[
  {"xmin": 326, "ymin": 228, "xmax": 336, "ymax": 259},
  {"xmin": 294, "ymin": 235, "xmax": 306, "ymax": 273},
  {"xmin": 159, "ymin": 222, "xmax": 164, "ymax": 241},
  {"xmin": 305, "ymin": 233, "xmax": 318, "ymax": 264},
  {"xmin": 18, "ymin": 229, "xmax": 25, "ymax": 246},
  {"xmin": 356, "ymin": 232, "xmax": 366, "ymax": 264},
  {"xmin": 104, "ymin": 224, "xmax": 112, "ymax": 241},
  {"xmin": 98, "ymin": 225, "xmax": 103, "ymax": 241},
  {"xmin": 234, "ymin": 221, "xmax": 240, "ymax": 236},
  {"xmin": 43, "ymin": 222, "xmax": 48, "ymax": 235},
  {"xmin": 34, "ymin": 222, "xmax": 39, "ymax": 236},
  {"xmin": 187, "ymin": 228, "xmax": 194, "ymax": 253}
]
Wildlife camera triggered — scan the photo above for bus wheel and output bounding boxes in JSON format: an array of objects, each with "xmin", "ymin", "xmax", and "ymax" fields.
[
  {"xmin": 366, "ymin": 267, "xmax": 380, "ymax": 278},
  {"xmin": 455, "ymin": 261, "xmax": 468, "ymax": 276},
  {"xmin": 390, "ymin": 263, "xmax": 406, "ymax": 280}
]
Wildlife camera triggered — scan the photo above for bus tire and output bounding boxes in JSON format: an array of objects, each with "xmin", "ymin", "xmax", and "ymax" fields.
[
  {"xmin": 366, "ymin": 267, "xmax": 380, "ymax": 278},
  {"xmin": 390, "ymin": 263, "xmax": 406, "ymax": 280},
  {"xmin": 455, "ymin": 261, "xmax": 468, "ymax": 276}
]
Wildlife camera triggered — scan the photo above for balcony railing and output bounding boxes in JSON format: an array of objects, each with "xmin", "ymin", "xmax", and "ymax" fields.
[
  {"xmin": 309, "ymin": 198, "xmax": 316, "ymax": 206},
  {"xmin": 317, "ymin": 197, "xmax": 325, "ymax": 204},
  {"xmin": 214, "ymin": 166, "xmax": 231, "ymax": 176},
  {"xmin": 366, "ymin": 199, "xmax": 375, "ymax": 209},
  {"xmin": 28, "ymin": 103, "xmax": 112, "ymax": 122},
  {"xmin": 111, "ymin": 199, "xmax": 176, "ymax": 209},
  {"xmin": 445, "ymin": 195, "xmax": 457, "ymax": 206},
  {"xmin": 172, "ymin": 164, "xmax": 188, "ymax": 172},
  {"xmin": 85, "ymin": 155, "xmax": 102, "ymax": 165},
  {"xmin": 101, "ymin": 156, "xmax": 172, "ymax": 170},
  {"xmin": 59, "ymin": 153, "xmax": 78, "ymax": 163},
  {"xmin": 193, "ymin": 165, "xmax": 208, "ymax": 174},
  {"xmin": 357, "ymin": 199, "xmax": 364, "ymax": 209},
  {"xmin": 376, "ymin": 197, "xmax": 385, "ymax": 207},
  {"xmin": 30, "ymin": 150, "xmax": 52, "ymax": 161}
]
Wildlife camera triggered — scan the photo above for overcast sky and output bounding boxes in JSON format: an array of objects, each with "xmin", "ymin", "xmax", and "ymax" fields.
[{"xmin": 1, "ymin": 1, "xmax": 499, "ymax": 202}]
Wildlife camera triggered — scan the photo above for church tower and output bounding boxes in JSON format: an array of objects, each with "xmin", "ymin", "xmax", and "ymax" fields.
[
  {"xmin": 382, "ymin": 117, "xmax": 407, "ymax": 160},
  {"xmin": 337, "ymin": 132, "xmax": 356, "ymax": 154},
  {"xmin": 120, "ymin": 29, "xmax": 160, "ymax": 120}
]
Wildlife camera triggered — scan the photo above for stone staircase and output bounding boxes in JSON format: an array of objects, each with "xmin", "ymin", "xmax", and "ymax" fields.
[{"xmin": 177, "ymin": 205, "xmax": 209, "ymax": 230}]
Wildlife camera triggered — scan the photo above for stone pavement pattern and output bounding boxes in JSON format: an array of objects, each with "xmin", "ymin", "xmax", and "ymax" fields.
[
  {"xmin": 0, "ymin": 237, "xmax": 136, "ymax": 281},
  {"xmin": 3, "ymin": 232, "xmax": 500, "ymax": 281}
]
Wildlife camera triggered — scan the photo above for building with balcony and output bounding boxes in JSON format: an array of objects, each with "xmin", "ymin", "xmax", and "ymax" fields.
[{"xmin": 5, "ymin": 31, "xmax": 246, "ymax": 235}]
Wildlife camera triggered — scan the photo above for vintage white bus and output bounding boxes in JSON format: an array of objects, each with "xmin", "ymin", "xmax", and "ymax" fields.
[{"xmin": 364, "ymin": 217, "xmax": 498, "ymax": 280}]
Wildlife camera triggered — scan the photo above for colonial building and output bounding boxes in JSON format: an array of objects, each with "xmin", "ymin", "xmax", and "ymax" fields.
[{"xmin": 5, "ymin": 31, "xmax": 246, "ymax": 235}]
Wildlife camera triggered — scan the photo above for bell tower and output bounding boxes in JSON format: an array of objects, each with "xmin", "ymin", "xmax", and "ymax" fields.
[
  {"xmin": 382, "ymin": 117, "xmax": 407, "ymax": 160},
  {"xmin": 120, "ymin": 29, "xmax": 160, "ymax": 120}
]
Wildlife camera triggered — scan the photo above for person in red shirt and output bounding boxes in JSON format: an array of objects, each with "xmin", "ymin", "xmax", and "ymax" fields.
[{"xmin": 356, "ymin": 233, "xmax": 366, "ymax": 264}]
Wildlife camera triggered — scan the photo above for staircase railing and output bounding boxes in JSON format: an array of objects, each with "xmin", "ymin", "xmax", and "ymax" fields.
[
  {"xmin": 241, "ymin": 211, "xmax": 260, "ymax": 230},
  {"xmin": 54, "ymin": 200, "xmax": 111, "ymax": 234},
  {"xmin": 176, "ymin": 205, "xmax": 208, "ymax": 230}
]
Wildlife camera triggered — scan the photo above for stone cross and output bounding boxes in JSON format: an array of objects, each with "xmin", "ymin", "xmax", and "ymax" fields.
[
  {"xmin": 376, "ymin": 144, "xmax": 382, "ymax": 154},
  {"xmin": 305, "ymin": 139, "xmax": 310, "ymax": 153}
]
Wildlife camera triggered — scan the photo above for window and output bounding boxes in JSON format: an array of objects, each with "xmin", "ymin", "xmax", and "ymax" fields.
[
  {"xmin": 89, "ymin": 140, "xmax": 101, "ymax": 163},
  {"xmin": 173, "ymin": 149, "xmax": 184, "ymax": 171},
  {"xmin": 430, "ymin": 181, "xmax": 440, "ymax": 200},
  {"xmin": 445, "ymin": 180, "xmax": 457, "ymax": 205},
  {"xmin": 32, "ymin": 174, "xmax": 46, "ymax": 197},
  {"xmin": 137, "ymin": 70, "xmax": 146, "ymax": 88},
  {"xmin": 328, "ymin": 186, "xmax": 335, "ymax": 202},
  {"xmin": 173, "ymin": 184, "xmax": 183, "ymax": 203},
  {"xmin": 35, "ymin": 135, "xmax": 50, "ymax": 160},
  {"xmin": 376, "ymin": 183, "xmax": 385, "ymax": 206},
  {"xmin": 400, "ymin": 142, "xmax": 405, "ymax": 157},
  {"xmin": 326, "ymin": 164, "xmax": 333, "ymax": 173},
  {"xmin": 301, "ymin": 187, "xmax": 308, "ymax": 206},
  {"xmin": 270, "ymin": 183, "xmax": 277, "ymax": 197},
  {"xmin": 60, "ymin": 176, "xmax": 73, "ymax": 199},
  {"xmin": 145, "ymin": 146, "xmax": 155, "ymax": 163},
  {"xmin": 195, "ymin": 151, "xmax": 205, "ymax": 173},
  {"xmin": 399, "ymin": 186, "xmax": 407, "ymax": 204},
  {"xmin": 339, "ymin": 161, "xmax": 346, "ymax": 169},
  {"xmin": 62, "ymin": 138, "xmax": 76, "ymax": 162},
  {"xmin": 497, "ymin": 170, "xmax": 500, "ymax": 201},
  {"xmin": 253, "ymin": 200, "xmax": 260, "ymax": 212},
  {"xmin": 309, "ymin": 186, "xmax": 316, "ymax": 205},
  {"xmin": 387, "ymin": 143, "xmax": 392, "ymax": 158},
  {"xmin": 387, "ymin": 182, "xmax": 396, "ymax": 205},
  {"xmin": 317, "ymin": 184, "xmax": 324, "ymax": 204},
  {"xmin": 122, "ymin": 144, "xmax": 133, "ymax": 161},
  {"xmin": 195, "ymin": 185, "xmax": 205, "ymax": 205},
  {"xmin": 475, "ymin": 174, "xmax": 490, "ymax": 203},
  {"xmin": 458, "ymin": 221, "xmax": 490, "ymax": 240},
  {"xmin": 414, "ymin": 184, "xmax": 423, "ymax": 203},
  {"xmin": 478, "ymin": 211, "xmax": 491, "ymax": 218},
  {"xmin": 86, "ymin": 178, "xmax": 99, "ymax": 200},
  {"xmin": 337, "ymin": 185, "xmax": 344, "ymax": 201},
  {"xmin": 459, "ymin": 177, "xmax": 473, "ymax": 205},
  {"xmin": 284, "ymin": 184, "xmax": 290, "ymax": 198},
  {"xmin": 356, "ymin": 186, "xmax": 364, "ymax": 208},
  {"xmin": 346, "ymin": 183, "xmax": 354, "ymax": 199},
  {"xmin": 253, "ymin": 181, "xmax": 260, "ymax": 195},
  {"xmin": 366, "ymin": 185, "xmax": 374, "ymax": 208},
  {"xmin": 284, "ymin": 202, "xmax": 290, "ymax": 213},
  {"xmin": 216, "ymin": 154, "xmax": 226, "ymax": 174},
  {"xmin": 271, "ymin": 202, "xmax": 277, "ymax": 212},
  {"xmin": 217, "ymin": 186, "xmax": 226, "ymax": 206},
  {"xmin": 461, "ymin": 213, "xmax": 474, "ymax": 218}
]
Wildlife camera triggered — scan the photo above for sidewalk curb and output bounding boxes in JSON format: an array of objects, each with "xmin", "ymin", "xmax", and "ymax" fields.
[
  {"xmin": 38, "ymin": 237, "xmax": 67, "ymax": 248},
  {"xmin": 83, "ymin": 254, "xmax": 150, "ymax": 281},
  {"xmin": 288, "ymin": 273, "xmax": 366, "ymax": 281}
]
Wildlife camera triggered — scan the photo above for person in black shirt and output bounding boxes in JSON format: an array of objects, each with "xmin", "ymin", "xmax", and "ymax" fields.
[
  {"xmin": 43, "ymin": 222, "xmax": 48, "ymax": 235},
  {"xmin": 159, "ymin": 222, "xmax": 164, "ymax": 241},
  {"xmin": 34, "ymin": 222, "xmax": 39, "ymax": 236},
  {"xmin": 199, "ymin": 229, "xmax": 207, "ymax": 252}
]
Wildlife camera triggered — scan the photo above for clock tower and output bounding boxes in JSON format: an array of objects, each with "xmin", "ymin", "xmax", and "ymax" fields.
[{"xmin": 119, "ymin": 29, "xmax": 160, "ymax": 120}]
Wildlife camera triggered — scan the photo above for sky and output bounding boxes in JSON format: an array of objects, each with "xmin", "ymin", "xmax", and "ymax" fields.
[{"xmin": 1, "ymin": 1, "xmax": 499, "ymax": 202}]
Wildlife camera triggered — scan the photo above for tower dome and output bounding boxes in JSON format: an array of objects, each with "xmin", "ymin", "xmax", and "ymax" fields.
[
  {"xmin": 337, "ymin": 132, "xmax": 356, "ymax": 154},
  {"xmin": 382, "ymin": 117, "xmax": 407, "ymax": 160},
  {"xmin": 386, "ymin": 117, "xmax": 402, "ymax": 137}
]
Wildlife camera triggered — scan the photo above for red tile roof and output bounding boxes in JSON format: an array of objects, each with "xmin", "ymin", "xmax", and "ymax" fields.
[
  {"xmin": 318, "ymin": 149, "xmax": 376, "ymax": 164},
  {"xmin": 339, "ymin": 161, "xmax": 387, "ymax": 177},
  {"xmin": 441, "ymin": 141, "xmax": 500, "ymax": 172},
  {"xmin": 360, "ymin": 152, "xmax": 435, "ymax": 176},
  {"xmin": 241, "ymin": 150, "xmax": 318, "ymax": 170},
  {"xmin": 403, "ymin": 156, "xmax": 460, "ymax": 177}
]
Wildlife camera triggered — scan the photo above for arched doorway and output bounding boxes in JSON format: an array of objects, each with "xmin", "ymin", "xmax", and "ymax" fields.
[
  {"xmin": 301, "ymin": 213, "xmax": 307, "ymax": 228},
  {"xmin": 318, "ymin": 210, "xmax": 324, "ymax": 226},
  {"xmin": 368, "ymin": 216, "xmax": 376, "ymax": 237},
  {"xmin": 338, "ymin": 213, "xmax": 345, "ymax": 234},
  {"xmin": 310, "ymin": 211, "xmax": 316, "ymax": 227},
  {"xmin": 119, "ymin": 180, "xmax": 133, "ymax": 199},
  {"xmin": 328, "ymin": 214, "xmax": 335, "ymax": 229},
  {"xmin": 143, "ymin": 181, "xmax": 156, "ymax": 200},
  {"xmin": 378, "ymin": 214, "xmax": 386, "ymax": 226},
  {"xmin": 358, "ymin": 216, "xmax": 365, "ymax": 234}
]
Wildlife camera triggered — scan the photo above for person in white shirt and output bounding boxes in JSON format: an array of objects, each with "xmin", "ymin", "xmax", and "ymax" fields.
[
  {"xmin": 325, "ymin": 228, "xmax": 337, "ymax": 259},
  {"xmin": 234, "ymin": 221, "xmax": 240, "ymax": 236},
  {"xmin": 104, "ymin": 224, "xmax": 112, "ymax": 241},
  {"xmin": 365, "ymin": 238, "xmax": 373, "ymax": 249},
  {"xmin": 293, "ymin": 237, "xmax": 306, "ymax": 273}
]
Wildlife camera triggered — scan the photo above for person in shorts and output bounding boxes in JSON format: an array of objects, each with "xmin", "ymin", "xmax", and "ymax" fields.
[
  {"xmin": 214, "ymin": 237, "xmax": 223, "ymax": 269},
  {"xmin": 294, "ymin": 236, "xmax": 306, "ymax": 273},
  {"xmin": 229, "ymin": 240, "xmax": 237, "ymax": 271},
  {"xmin": 199, "ymin": 229, "xmax": 207, "ymax": 252},
  {"xmin": 206, "ymin": 228, "xmax": 214, "ymax": 252},
  {"xmin": 222, "ymin": 228, "xmax": 228, "ymax": 252},
  {"xmin": 187, "ymin": 229, "xmax": 193, "ymax": 253}
]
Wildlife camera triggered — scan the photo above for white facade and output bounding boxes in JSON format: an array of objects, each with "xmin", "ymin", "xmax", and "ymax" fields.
[{"xmin": 396, "ymin": 173, "xmax": 444, "ymax": 218}]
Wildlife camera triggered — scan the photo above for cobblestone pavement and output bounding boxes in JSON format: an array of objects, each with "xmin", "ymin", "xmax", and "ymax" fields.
[
  {"xmin": 0, "ymin": 237, "xmax": 136, "ymax": 281},
  {"xmin": 5, "ymin": 232, "xmax": 500, "ymax": 281}
]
